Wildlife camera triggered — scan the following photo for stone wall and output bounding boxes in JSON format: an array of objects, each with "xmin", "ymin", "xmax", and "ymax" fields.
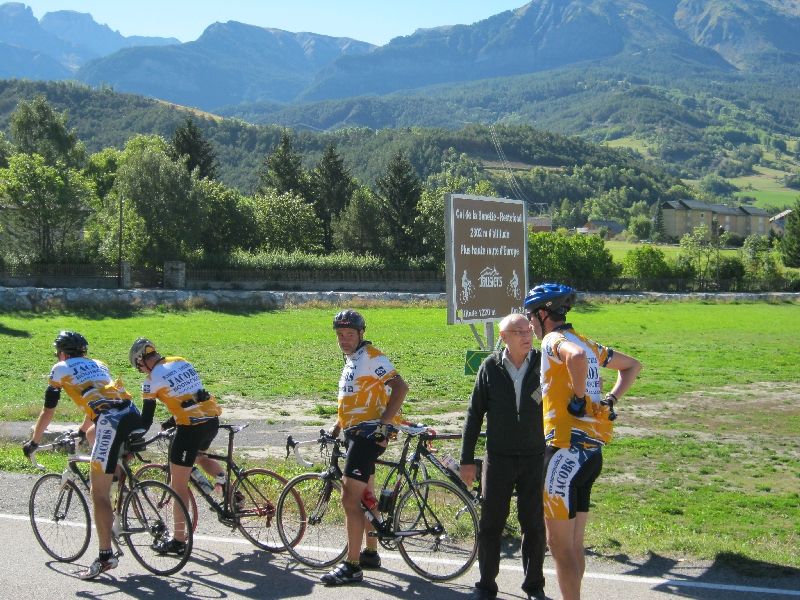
[
  {"xmin": 1, "ymin": 285, "xmax": 797, "ymax": 311},
  {"xmin": 0, "ymin": 286, "xmax": 447, "ymax": 311}
]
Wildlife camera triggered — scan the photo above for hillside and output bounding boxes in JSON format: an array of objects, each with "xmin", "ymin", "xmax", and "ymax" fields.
[{"xmin": 0, "ymin": 79, "xmax": 677, "ymax": 198}]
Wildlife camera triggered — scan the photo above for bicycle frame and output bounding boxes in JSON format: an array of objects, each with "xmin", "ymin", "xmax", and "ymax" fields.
[{"xmin": 186, "ymin": 423, "xmax": 249, "ymax": 521}]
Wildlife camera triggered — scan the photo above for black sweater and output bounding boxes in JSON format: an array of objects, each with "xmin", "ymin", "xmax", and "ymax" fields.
[{"xmin": 460, "ymin": 349, "xmax": 545, "ymax": 464}]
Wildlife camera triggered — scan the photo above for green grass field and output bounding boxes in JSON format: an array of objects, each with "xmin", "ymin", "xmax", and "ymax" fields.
[
  {"xmin": 2, "ymin": 302, "xmax": 799, "ymax": 569},
  {"xmin": 730, "ymin": 165, "xmax": 800, "ymax": 210},
  {"xmin": 603, "ymin": 240, "xmax": 742, "ymax": 263}
]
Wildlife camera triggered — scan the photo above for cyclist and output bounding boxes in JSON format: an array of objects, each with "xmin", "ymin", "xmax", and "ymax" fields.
[
  {"xmin": 524, "ymin": 283, "xmax": 641, "ymax": 600},
  {"xmin": 322, "ymin": 309, "xmax": 408, "ymax": 586},
  {"xmin": 459, "ymin": 313, "xmax": 547, "ymax": 600},
  {"xmin": 128, "ymin": 337, "xmax": 224, "ymax": 555},
  {"xmin": 23, "ymin": 331, "xmax": 142, "ymax": 580}
]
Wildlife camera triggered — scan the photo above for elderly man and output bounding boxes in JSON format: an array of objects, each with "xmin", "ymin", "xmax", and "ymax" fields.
[{"xmin": 460, "ymin": 313, "xmax": 547, "ymax": 600}]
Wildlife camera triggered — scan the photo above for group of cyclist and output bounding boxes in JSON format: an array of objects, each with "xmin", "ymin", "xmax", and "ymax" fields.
[
  {"xmin": 23, "ymin": 332, "xmax": 223, "ymax": 579},
  {"xmin": 22, "ymin": 281, "xmax": 640, "ymax": 600}
]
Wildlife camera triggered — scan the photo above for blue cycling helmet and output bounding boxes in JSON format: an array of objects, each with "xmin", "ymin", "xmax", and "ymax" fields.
[{"xmin": 523, "ymin": 283, "xmax": 576, "ymax": 317}]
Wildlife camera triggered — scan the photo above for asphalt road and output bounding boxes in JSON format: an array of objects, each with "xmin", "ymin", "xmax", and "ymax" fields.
[{"xmin": 2, "ymin": 469, "xmax": 799, "ymax": 600}]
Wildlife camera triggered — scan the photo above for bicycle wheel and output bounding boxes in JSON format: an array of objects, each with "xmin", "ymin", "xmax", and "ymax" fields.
[
  {"xmin": 121, "ymin": 480, "xmax": 193, "ymax": 576},
  {"xmin": 134, "ymin": 463, "xmax": 199, "ymax": 532},
  {"xmin": 276, "ymin": 473, "xmax": 346, "ymax": 568},
  {"xmin": 29, "ymin": 473, "xmax": 91, "ymax": 562},
  {"xmin": 394, "ymin": 479, "xmax": 478, "ymax": 581},
  {"xmin": 232, "ymin": 467, "xmax": 289, "ymax": 552}
]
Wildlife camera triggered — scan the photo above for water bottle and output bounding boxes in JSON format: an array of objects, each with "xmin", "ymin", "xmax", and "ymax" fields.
[
  {"xmin": 440, "ymin": 454, "xmax": 461, "ymax": 476},
  {"xmin": 191, "ymin": 467, "xmax": 214, "ymax": 495},
  {"xmin": 361, "ymin": 489, "xmax": 384, "ymax": 526},
  {"xmin": 111, "ymin": 514, "xmax": 121, "ymax": 538}
]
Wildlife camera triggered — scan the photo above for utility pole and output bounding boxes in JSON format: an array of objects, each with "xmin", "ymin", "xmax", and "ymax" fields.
[{"xmin": 117, "ymin": 194, "xmax": 123, "ymax": 287}]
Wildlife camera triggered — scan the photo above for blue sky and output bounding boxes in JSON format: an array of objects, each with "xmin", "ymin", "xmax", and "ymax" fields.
[{"xmin": 21, "ymin": 1, "xmax": 528, "ymax": 45}]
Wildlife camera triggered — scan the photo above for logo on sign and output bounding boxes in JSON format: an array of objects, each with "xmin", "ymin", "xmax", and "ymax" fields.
[{"xmin": 479, "ymin": 266, "xmax": 502, "ymax": 288}]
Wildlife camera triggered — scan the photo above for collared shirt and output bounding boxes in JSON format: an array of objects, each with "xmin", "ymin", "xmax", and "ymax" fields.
[
  {"xmin": 502, "ymin": 348, "xmax": 530, "ymax": 413},
  {"xmin": 337, "ymin": 342, "xmax": 400, "ymax": 429},
  {"xmin": 142, "ymin": 356, "xmax": 221, "ymax": 426}
]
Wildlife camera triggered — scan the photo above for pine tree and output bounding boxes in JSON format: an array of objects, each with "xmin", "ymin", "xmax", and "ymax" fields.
[
  {"xmin": 257, "ymin": 130, "xmax": 308, "ymax": 198},
  {"xmin": 310, "ymin": 143, "xmax": 356, "ymax": 252},
  {"xmin": 171, "ymin": 117, "xmax": 218, "ymax": 180},
  {"xmin": 651, "ymin": 202, "xmax": 666, "ymax": 242},
  {"xmin": 375, "ymin": 150, "xmax": 422, "ymax": 262},
  {"xmin": 780, "ymin": 202, "xmax": 800, "ymax": 267}
]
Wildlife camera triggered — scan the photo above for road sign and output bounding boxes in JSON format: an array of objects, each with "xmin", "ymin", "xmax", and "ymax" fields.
[{"xmin": 445, "ymin": 194, "xmax": 528, "ymax": 325}]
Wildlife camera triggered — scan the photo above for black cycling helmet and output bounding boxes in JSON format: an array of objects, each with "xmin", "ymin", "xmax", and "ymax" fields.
[
  {"xmin": 333, "ymin": 309, "xmax": 366, "ymax": 331},
  {"xmin": 54, "ymin": 330, "xmax": 88, "ymax": 357},
  {"xmin": 523, "ymin": 283, "xmax": 576, "ymax": 318}
]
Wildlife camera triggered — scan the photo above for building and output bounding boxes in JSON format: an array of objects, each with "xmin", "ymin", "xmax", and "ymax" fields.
[
  {"xmin": 661, "ymin": 199, "xmax": 769, "ymax": 239},
  {"xmin": 528, "ymin": 215, "xmax": 552, "ymax": 232},
  {"xmin": 580, "ymin": 219, "xmax": 625, "ymax": 238},
  {"xmin": 770, "ymin": 209, "xmax": 793, "ymax": 235}
]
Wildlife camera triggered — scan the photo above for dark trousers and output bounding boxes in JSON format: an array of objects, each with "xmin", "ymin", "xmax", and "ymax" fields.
[{"xmin": 476, "ymin": 452, "xmax": 546, "ymax": 596}]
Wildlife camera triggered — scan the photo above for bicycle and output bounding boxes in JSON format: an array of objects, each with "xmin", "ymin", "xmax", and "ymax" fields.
[
  {"xmin": 27, "ymin": 428, "xmax": 193, "ymax": 576},
  {"xmin": 276, "ymin": 423, "xmax": 479, "ymax": 581},
  {"xmin": 134, "ymin": 422, "xmax": 296, "ymax": 553}
]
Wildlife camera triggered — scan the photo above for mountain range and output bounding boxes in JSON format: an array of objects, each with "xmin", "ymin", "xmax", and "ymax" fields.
[{"xmin": 2, "ymin": 0, "xmax": 800, "ymax": 114}]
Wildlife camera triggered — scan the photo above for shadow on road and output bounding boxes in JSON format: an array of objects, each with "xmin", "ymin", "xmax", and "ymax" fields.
[{"xmin": 590, "ymin": 547, "xmax": 800, "ymax": 598}]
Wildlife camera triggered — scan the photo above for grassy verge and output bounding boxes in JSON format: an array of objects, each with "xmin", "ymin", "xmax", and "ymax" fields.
[{"xmin": 2, "ymin": 302, "xmax": 799, "ymax": 569}]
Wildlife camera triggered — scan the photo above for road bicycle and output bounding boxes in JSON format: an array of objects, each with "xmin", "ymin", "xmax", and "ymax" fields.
[
  {"xmin": 27, "ymin": 428, "xmax": 193, "ymax": 576},
  {"xmin": 134, "ymin": 422, "xmax": 296, "ymax": 553},
  {"xmin": 276, "ymin": 423, "xmax": 478, "ymax": 581}
]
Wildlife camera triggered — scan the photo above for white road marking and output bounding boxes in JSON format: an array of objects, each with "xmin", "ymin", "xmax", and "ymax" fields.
[{"xmin": 5, "ymin": 513, "xmax": 799, "ymax": 596}]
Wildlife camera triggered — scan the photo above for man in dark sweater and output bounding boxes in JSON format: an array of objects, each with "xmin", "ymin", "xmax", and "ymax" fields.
[{"xmin": 460, "ymin": 313, "xmax": 547, "ymax": 600}]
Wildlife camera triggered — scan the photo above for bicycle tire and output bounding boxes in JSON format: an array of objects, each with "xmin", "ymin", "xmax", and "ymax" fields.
[
  {"xmin": 29, "ymin": 473, "xmax": 91, "ymax": 562},
  {"xmin": 394, "ymin": 478, "xmax": 478, "ymax": 581},
  {"xmin": 121, "ymin": 480, "xmax": 193, "ymax": 576},
  {"xmin": 133, "ymin": 463, "xmax": 199, "ymax": 532},
  {"xmin": 232, "ymin": 467, "xmax": 290, "ymax": 552},
  {"xmin": 276, "ymin": 473, "xmax": 346, "ymax": 568}
]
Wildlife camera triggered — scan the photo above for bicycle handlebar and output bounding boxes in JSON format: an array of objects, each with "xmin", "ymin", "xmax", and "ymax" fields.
[
  {"xmin": 285, "ymin": 429, "xmax": 338, "ymax": 467},
  {"xmin": 27, "ymin": 430, "xmax": 85, "ymax": 470}
]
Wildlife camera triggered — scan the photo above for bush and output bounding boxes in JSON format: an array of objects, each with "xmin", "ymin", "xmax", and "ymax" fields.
[
  {"xmin": 220, "ymin": 249, "xmax": 386, "ymax": 271},
  {"xmin": 622, "ymin": 245, "xmax": 670, "ymax": 288},
  {"xmin": 528, "ymin": 232, "xmax": 619, "ymax": 290}
]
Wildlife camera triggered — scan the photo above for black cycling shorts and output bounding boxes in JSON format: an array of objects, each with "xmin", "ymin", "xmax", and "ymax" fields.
[
  {"xmin": 169, "ymin": 418, "xmax": 219, "ymax": 467},
  {"xmin": 543, "ymin": 444, "xmax": 603, "ymax": 520},
  {"xmin": 343, "ymin": 433, "xmax": 387, "ymax": 483}
]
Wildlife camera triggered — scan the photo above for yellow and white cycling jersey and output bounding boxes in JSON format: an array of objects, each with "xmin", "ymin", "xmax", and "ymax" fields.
[
  {"xmin": 142, "ymin": 356, "xmax": 221, "ymax": 426},
  {"xmin": 338, "ymin": 343, "xmax": 401, "ymax": 429},
  {"xmin": 49, "ymin": 357, "xmax": 132, "ymax": 420},
  {"xmin": 540, "ymin": 327, "xmax": 614, "ymax": 448}
]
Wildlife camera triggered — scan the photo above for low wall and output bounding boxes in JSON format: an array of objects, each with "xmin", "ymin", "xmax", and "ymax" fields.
[
  {"xmin": 0, "ymin": 286, "xmax": 447, "ymax": 311},
  {"xmin": 0, "ymin": 286, "xmax": 797, "ymax": 311}
]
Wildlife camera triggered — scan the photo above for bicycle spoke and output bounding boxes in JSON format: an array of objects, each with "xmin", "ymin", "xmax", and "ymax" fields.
[
  {"xmin": 277, "ymin": 474, "xmax": 346, "ymax": 568},
  {"xmin": 395, "ymin": 479, "xmax": 478, "ymax": 581},
  {"xmin": 29, "ymin": 473, "xmax": 91, "ymax": 562},
  {"xmin": 121, "ymin": 480, "xmax": 192, "ymax": 576},
  {"xmin": 233, "ymin": 468, "xmax": 288, "ymax": 552},
  {"xmin": 134, "ymin": 463, "xmax": 199, "ymax": 532}
]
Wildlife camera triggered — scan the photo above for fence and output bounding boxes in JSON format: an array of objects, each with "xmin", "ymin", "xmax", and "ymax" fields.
[{"xmin": 1, "ymin": 264, "xmax": 795, "ymax": 293}]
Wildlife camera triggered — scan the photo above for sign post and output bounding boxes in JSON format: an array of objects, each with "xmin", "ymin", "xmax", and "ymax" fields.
[{"xmin": 445, "ymin": 194, "xmax": 528, "ymax": 374}]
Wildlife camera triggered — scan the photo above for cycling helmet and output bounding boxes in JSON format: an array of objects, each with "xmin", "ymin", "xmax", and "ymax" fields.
[
  {"xmin": 332, "ymin": 309, "xmax": 366, "ymax": 331},
  {"xmin": 129, "ymin": 337, "xmax": 158, "ymax": 369},
  {"xmin": 523, "ymin": 283, "xmax": 576, "ymax": 317},
  {"xmin": 53, "ymin": 331, "xmax": 88, "ymax": 357}
]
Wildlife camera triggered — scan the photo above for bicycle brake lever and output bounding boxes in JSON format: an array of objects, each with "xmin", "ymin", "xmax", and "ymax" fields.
[{"xmin": 285, "ymin": 435, "xmax": 296, "ymax": 458}]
